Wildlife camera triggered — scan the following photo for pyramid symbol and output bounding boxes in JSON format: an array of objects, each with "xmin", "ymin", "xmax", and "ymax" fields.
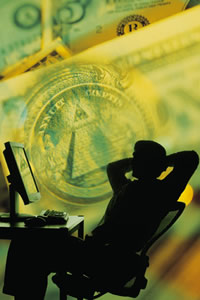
[
  {"xmin": 64, "ymin": 104, "xmax": 107, "ymax": 179},
  {"xmin": 64, "ymin": 105, "xmax": 90, "ymax": 179}
]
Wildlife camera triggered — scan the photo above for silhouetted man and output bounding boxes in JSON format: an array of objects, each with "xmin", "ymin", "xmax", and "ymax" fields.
[
  {"xmin": 3, "ymin": 140, "xmax": 199, "ymax": 300},
  {"xmin": 90, "ymin": 140, "xmax": 199, "ymax": 251}
]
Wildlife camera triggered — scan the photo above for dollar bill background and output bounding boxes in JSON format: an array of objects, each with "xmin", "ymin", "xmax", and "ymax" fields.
[
  {"xmin": 42, "ymin": 0, "xmax": 191, "ymax": 53},
  {"xmin": 186, "ymin": 0, "xmax": 200, "ymax": 8},
  {"xmin": 0, "ymin": 0, "xmax": 42, "ymax": 71},
  {"xmin": 1, "ymin": 1, "xmax": 200, "ymax": 300}
]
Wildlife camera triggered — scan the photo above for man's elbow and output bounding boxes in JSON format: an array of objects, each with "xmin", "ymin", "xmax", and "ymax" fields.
[
  {"xmin": 190, "ymin": 150, "xmax": 199, "ymax": 170},
  {"xmin": 106, "ymin": 162, "xmax": 115, "ymax": 176}
]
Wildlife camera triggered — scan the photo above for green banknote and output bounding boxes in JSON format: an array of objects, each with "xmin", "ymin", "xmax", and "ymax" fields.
[
  {"xmin": 42, "ymin": 0, "xmax": 190, "ymax": 52},
  {"xmin": 0, "ymin": 0, "xmax": 41, "ymax": 72},
  {"xmin": 186, "ymin": 0, "xmax": 200, "ymax": 8},
  {"xmin": 0, "ymin": 6, "xmax": 200, "ymax": 212},
  {"xmin": 0, "ymin": 38, "xmax": 71, "ymax": 80}
]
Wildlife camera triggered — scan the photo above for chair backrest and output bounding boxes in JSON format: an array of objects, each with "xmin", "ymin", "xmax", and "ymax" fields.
[
  {"xmin": 141, "ymin": 201, "xmax": 185, "ymax": 256},
  {"xmin": 107, "ymin": 201, "xmax": 186, "ymax": 299},
  {"xmin": 93, "ymin": 201, "xmax": 186, "ymax": 298}
]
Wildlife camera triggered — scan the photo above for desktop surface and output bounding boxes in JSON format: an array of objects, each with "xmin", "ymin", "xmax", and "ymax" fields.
[{"xmin": 0, "ymin": 215, "xmax": 84, "ymax": 240}]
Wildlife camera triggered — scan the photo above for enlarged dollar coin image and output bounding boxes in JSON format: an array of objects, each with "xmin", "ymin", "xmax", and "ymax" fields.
[{"xmin": 23, "ymin": 64, "xmax": 156, "ymax": 205}]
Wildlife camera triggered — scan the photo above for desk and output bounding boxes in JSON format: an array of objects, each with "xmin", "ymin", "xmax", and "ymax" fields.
[
  {"xmin": 0, "ymin": 216, "xmax": 84, "ymax": 240},
  {"xmin": 0, "ymin": 216, "xmax": 84, "ymax": 299}
]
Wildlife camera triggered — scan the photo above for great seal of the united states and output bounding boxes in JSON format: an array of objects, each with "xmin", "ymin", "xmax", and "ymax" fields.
[{"xmin": 23, "ymin": 64, "xmax": 157, "ymax": 204}]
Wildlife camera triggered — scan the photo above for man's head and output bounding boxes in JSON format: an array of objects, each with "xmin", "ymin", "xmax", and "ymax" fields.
[{"xmin": 132, "ymin": 140, "xmax": 167, "ymax": 179}]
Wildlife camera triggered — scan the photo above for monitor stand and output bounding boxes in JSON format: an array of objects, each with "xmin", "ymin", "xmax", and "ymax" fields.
[{"xmin": 0, "ymin": 184, "xmax": 33, "ymax": 222}]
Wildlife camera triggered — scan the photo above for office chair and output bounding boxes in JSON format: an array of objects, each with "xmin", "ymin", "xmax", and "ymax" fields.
[{"xmin": 52, "ymin": 201, "xmax": 185, "ymax": 300}]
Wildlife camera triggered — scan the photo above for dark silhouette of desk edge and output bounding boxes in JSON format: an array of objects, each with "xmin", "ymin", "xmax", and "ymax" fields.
[{"xmin": 0, "ymin": 215, "xmax": 84, "ymax": 240}]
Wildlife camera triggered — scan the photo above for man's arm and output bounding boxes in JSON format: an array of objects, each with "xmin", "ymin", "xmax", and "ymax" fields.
[
  {"xmin": 164, "ymin": 150, "xmax": 199, "ymax": 198},
  {"xmin": 107, "ymin": 158, "xmax": 133, "ymax": 193}
]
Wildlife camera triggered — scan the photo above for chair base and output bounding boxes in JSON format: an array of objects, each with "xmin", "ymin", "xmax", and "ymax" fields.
[{"xmin": 52, "ymin": 273, "xmax": 96, "ymax": 300}]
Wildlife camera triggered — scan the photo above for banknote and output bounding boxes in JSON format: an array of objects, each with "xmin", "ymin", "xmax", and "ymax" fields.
[
  {"xmin": 0, "ymin": 38, "xmax": 71, "ymax": 80},
  {"xmin": 0, "ymin": 6, "xmax": 200, "ymax": 208},
  {"xmin": 41, "ymin": 0, "xmax": 190, "ymax": 53},
  {"xmin": 0, "ymin": 0, "xmax": 42, "ymax": 72},
  {"xmin": 185, "ymin": 0, "xmax": 200, "ymax": 8}
]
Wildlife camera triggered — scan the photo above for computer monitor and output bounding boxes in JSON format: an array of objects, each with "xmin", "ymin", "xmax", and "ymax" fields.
[{"xmin": 0, "ymin": 142, "xmax": 41, "ymax": 221}]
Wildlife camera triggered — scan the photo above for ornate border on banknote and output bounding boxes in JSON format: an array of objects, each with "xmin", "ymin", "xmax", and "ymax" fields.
[{"xmin": 117, "ymin": 14, "xmax": 150, "ymax": 36}]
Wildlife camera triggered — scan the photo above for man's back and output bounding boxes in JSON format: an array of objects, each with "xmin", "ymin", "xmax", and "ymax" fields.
[{"xmin": 92, "ymin": 178, "xmax": 172, "ymax": 251}]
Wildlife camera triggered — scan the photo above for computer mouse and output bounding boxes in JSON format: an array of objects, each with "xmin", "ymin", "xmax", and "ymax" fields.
[{"xmin": 24, "ymin": 216, "xmax": 47, "ymax": 227}]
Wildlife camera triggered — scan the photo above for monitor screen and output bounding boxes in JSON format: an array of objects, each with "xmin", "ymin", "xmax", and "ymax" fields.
[{"xmin": 3, "ymin": 142, "xmax": 41, "ymax": 205}]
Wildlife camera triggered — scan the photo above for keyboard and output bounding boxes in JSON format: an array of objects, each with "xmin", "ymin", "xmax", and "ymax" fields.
[{"xmin": 39, "ymin": 209, "xmax": 69, "ymax": 225}]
